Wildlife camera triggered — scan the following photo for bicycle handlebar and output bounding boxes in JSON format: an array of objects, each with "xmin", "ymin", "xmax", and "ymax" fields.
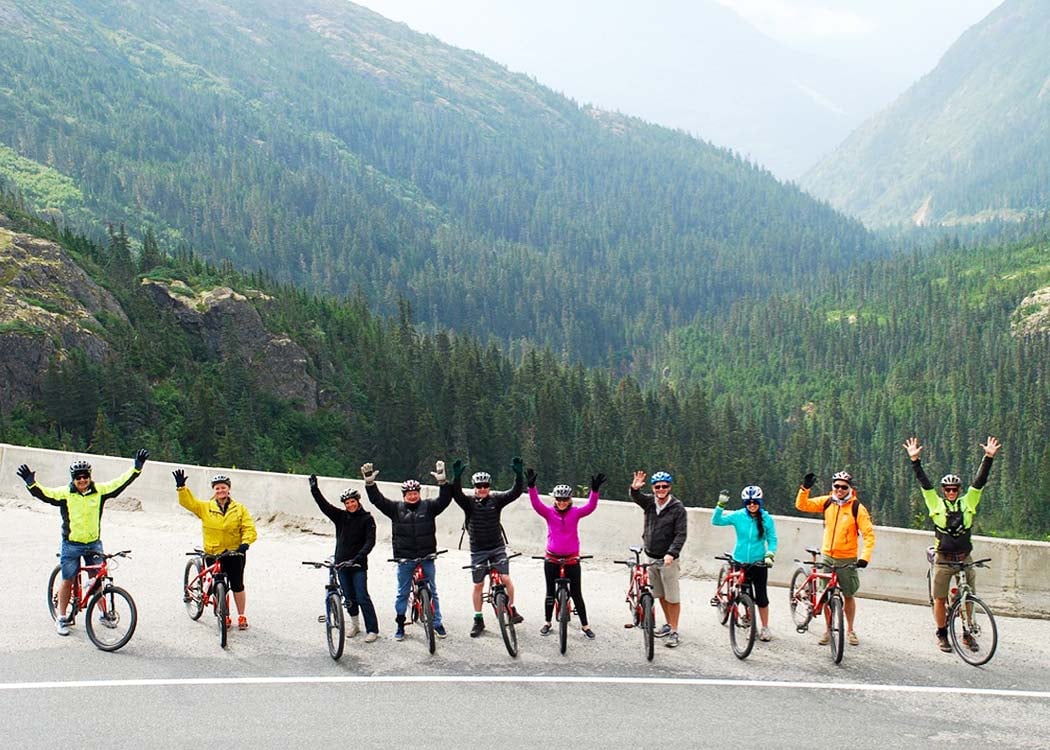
[
  {"xmin": 462, "ymin": 552, "xmax": 522, "ymax": 570},
  {"xmin": 532, "ymin": 554, "xmax": 592, "ymax": 562},
  {"xmin": 388, "ymin": 550, "xmax": 448, "ymax": 564},
  {"xmin": 715, "ymin": 553, "xmax": 769, "ymax": 568},
  {"xmin": 302, "ymin": 560, "xmax": 360, "ymax": 570}
]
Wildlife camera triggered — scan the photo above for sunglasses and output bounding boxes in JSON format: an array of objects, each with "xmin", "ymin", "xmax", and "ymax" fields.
[
  {"xmin": 832, "ymin": 484, "xmax": 850, "ymax": 490},
  {"xmin": 943, "ymin": 486, "xmax": 961, "ymax": 493},
  {"xmin": 653, "ymin": 484, "xmax": 671, "ymax": 490},
  {"xmin": 73, "ymin": 473, "xmax": 91, "ymax": 481},
  {"xmin": 474, "ymin": 484, "xmax": 490, "ymax": 489},
  {"xmin": 554, "ymin": 497, "xmax": 572, "ymax": 502},
  {"xmin": 745, "ymin": 499, "xmax": 760, "ymax": 504}
]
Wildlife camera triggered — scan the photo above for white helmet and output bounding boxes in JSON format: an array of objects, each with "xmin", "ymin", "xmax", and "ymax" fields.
[
  {"xmin": 471, "ymin": 472, "xmax": 491, "ymax": 486},
  {"xmin": 551, "ymin": 484, "xmax": 573, "ymax": 499}
]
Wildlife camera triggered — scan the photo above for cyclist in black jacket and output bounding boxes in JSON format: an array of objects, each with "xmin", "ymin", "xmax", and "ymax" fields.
[
  {"xmin": 451, "ymin": 457, "xmax": 525, "ymax": 637},
  {"xmin": 309, "ymin": 475, "xmax": 379, "ymax": 642}
]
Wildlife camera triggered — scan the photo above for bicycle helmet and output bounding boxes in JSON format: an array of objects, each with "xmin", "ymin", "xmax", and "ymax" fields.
[
  {"xmin": 69, "ymin": 459, "xmax": 92, "ymax": 477},
  {"xmin": 401, "ymin": 479, "xmax": 421, "ymax": 494},
  {"xmin": 650, "ymin": 471, "xmax": 673, "ymax": 485},
  {"xmin": 471, "ymin": 471, "xmax": 491, "ymax": 486},
  {"xmin": 551, "ymin": 484, "xmax": 573, "ymax": 499},
  {"xmin": 940, "ymin": 474, "xmax": 962, "ymax": 487},
  {"xmin": 340, "ymin": 488, "xmax": 361, "ymax": 502},
  {"xmin": 831, "ymin": 471, "xmax": 852, "ymax": 485},
  {"xmin": 741, "ymin": 485, "xmax": 763, "ymax": 505},
  {"xmin": 210, "ymin": 473, "xmax": 232, "ymax": 487}
]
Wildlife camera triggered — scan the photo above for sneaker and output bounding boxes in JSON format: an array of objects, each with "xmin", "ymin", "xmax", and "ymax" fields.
[
  {"xmin": 394, "ymin": 625, "xmax": 405, "ymax": 641},
  {"xmin": 759, "ymin": 627, "xmax": 772, "ymax": 642},
  {"xmin": 56, "ymin": 616, "xmax": 71, "ymax": 636},
  {"xmin": 434, "ymin": 624, "xmax": 447, "ymax": 639},
  {"xmin": 937, "ymin": 634, "xmax": 952, "ymax": 653},
  {"xmin": 654, "ymin": 623, "xmax": 672, "ymax": 638},
  {"xmin": 818, "ymin": 631, "xmax": 831, "ymax": 645},
  {"xmin": 470, "ymin": 618, "xmax": 485, "ymax": 638},
  {"xmin": 511, "ymin": 607, "xmax": 524, "ymax": 625},
  {"xmin": 225, "ymin": 616, "xmax": 232, "ymax": 628},
  {"xmin": 97, "ymin": 611, "xmax": 118, "ymax": 629},
  {"xmin": 582, "ymin": 627, "xmax": 596, "ymax": 640},
  {"xmin": 847, "ymin": 631, "xmax": 859, "ymax": 646},
  {"xmin": 364, "ymin": 632, "xmax": 379, "ymax": 643},
  {"xmin": 347, "ymin": 616, "xmax": 361, "ymax": 638},
  {"xmin": 238, "ymin": 615, "xmax": 249, "ymax": 631},
  {"xmin": 665, "ymin": 631, "xmax": 680, "ymax": 648},
  {"xmin": 963, "ymin": 633, "xmax": 979, "ymax": 652},
  {"xmin": 539, "ymin": 623, "xmax": 552, "ymax": 636}
]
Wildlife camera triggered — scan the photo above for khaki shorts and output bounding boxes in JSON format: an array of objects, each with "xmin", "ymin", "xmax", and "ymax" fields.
[
  {"xmin": 822, "ymin": 555, "xmax": 860, "ymax": 598},
  {"xmin": 932, "ymin": 553, "xmax": 975, "ymax": 599},
  {"xmin": 648, "ymin": 556, "xmax": 681, "ymax": 603}
]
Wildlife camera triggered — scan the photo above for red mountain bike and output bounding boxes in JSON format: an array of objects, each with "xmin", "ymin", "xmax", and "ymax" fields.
[
  {"xmin": 47, "ymin": 549, "xmax": 137, "ymax": 652},
  {"xmin": 183, "ymin": 549, "xmax": 243, "ymax": 649},
  {"xmin": 614, "ymin": 546, "xmax": 658, "ymax": 661},
  {"xmin": 533, "ymin": 553, "xmax": 591, "ymax": 655},
  {"xmin": 710, "ymin": 553, "xmax": 767, "ymax": 660},
  {"xmin": 788, "ymin": 546, "xmax": 854, "ymax": 664},
  {"xmin": 389, "ymin": 550, "xmax": 446, "ymax": 654},
  {"xmin": 464, "ymin": 552, "xmax": 522, "ymax": 657}
]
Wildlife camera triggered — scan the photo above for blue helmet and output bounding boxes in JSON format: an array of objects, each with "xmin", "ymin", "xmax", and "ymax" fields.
[
  {"xmin": 650, "ymin": 471, "xmax": 673, "ymax": 485},
  {"xmin": 741, "ymin": 485, "xmax": 763, "ymax": 506}
]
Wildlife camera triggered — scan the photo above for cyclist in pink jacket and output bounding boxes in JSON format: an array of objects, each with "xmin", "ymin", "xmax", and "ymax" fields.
[{"xmin": 528, "ymin": 468, "xmax": 604, "ymax": 639}]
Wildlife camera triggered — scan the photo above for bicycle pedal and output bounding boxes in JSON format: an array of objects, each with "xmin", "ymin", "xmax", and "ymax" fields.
[
  {"xmin": 796, "ymin": 625, "xmax": 808, "ymax": 634},
  {"xmin": 624, "ymin": 623, "xmax": 634, "ymax": 629},
  {"xmin": 317, "ymin": 615, "xmax": 326, "ymax": 623}
]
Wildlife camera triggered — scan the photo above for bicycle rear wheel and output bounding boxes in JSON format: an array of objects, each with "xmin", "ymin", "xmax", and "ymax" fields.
[
  {"xmin": 715, "ymin": 564, "xmax": 730, "ymax": 625},
  {"xmin": 494, "ymin": 590, "xmax": 518, "ymax": 658},
  {"xmin": 828, "ymin": 592, "xmax": 845, "ymax": 664},
  {"xmin": 214, "ymin": 580, "xmax": 229, "ymax": 649},
  {"xmin": 556, "ymin": 586, "xmax": 570, "ymax": 655},
  {"xmin": 729, "ymin": 592, "xmax": 757, "ymax": 660},
  {"xmin": 47, "ymin": 564, "xmax": 63, "ymax": 621},
  {"xmin": 640, "ymin": 591, "xmax": 655, "ymax": 662},
  {"xmin": 789, "ymin": 566, "xmax": 814, "ymax": 632},
  {"xmin": 326, "ymin": 591, "xmax": 345, "ymax": 660},
  {"xmin": 85, "ymin": 585, "xmax": 137, "ymax": 652},
  {"xmin": 183, "ymin": 559, "xmax": 204, "ymax": 621},
  {"xmin": 948, "ymin": 594, "xmax": 997, "ymax": 667},
  {"xmin": 418, "ymin": 586, "xmax": 436, "ymax": 655}
]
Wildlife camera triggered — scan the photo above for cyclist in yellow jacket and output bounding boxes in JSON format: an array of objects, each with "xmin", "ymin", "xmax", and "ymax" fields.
[
  {"xmin": 174, "ymin": 469, "xmax": 258, "ymax": 630},
  {"xmin": 795, "ymin": 470, "xmax": 875, "ymax": 647}
]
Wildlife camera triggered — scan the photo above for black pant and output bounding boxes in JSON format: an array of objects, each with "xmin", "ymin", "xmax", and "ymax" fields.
[
  {"xmin": 744, "ymin": 564, "xmax": 769, "ymax": 608},
  {"xmin": 544, "ymin": 560, "xmax": 588, "ymax": 627},
  {"xmin": 206, "ymin": 554, "xmax": 246, "ymax": 593}
]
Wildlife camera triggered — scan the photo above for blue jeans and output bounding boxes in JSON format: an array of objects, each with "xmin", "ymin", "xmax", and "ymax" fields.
[
  {"xmin": 395, "ymin": 559, "xmax": 442, "ymax": 627},
  {"xmin": 337, "ymin": 566, "xmax": 380, "ymax": 634},
  {"xmin": 60, "ymin": 539, "xmax": 103, "ymax": 580}
]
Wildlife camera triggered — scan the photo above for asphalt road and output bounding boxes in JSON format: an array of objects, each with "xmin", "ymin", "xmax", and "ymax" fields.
[{"xmin": 2, "ymin": 500, "xmax": 1047, "ymax": 749}]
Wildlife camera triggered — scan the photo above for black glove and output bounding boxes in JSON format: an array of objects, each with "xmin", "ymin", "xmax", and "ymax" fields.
[
  {"xmin": 134, "ymin": 448, "xmax": 150, "ymax": 470},
  {"xmin": 525, "ymin": 468, "xmax": 537, "ymax": 488},
  {"xmin": 237, "ymin": 543, "xmax": 250, "ymax": 554},
  {"xmin": 452, "ymin": 459, "xmax": 466, "ymax": 480},
  {"xmin": 16, "ymin": 464, "xmax": 35, "ymax": 485},
  {"xmin": 511, "ymin": 456, "xmax": 524, "ymax": 479},
  {"xmin": 802, "ymin": 472, "xmax": 816, "ymax": 489},
  {"xmin": 590, "ymin": 473, "xmax": 606, "ymax": 492},
  {"xmin": 172, "ymin": 469, "xmax": 187, "ymax": 488},
  {"xmin": 856, "ymin": 559, "xmax": 868, "ymax": 569},
  {"xmin": 308, "ymin": 474, "xmax": 318, "ymax": 490}
]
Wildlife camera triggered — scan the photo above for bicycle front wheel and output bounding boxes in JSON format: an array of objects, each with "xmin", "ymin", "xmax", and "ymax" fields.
[
  {"xmin": 47, "ymin": 564, "xmax": 63, "ymax": 621},
  {"xmin": 214, "ymin": 580, "xmax": 229, "ymax": 649},
  {"xmin": 85, "ymin": 586, "xmax": 137, "ymax": 652},
  {"xmin": 418, "ymin": 586, "xmax": 436, "ymax": 655},
  {"xmin": 183, "ymin": 559, "xmax": 204, "ymax": 621},
  {"xmin": 828, "ymin": 592, "xmax": 845, "ymax": 664},
  {"xmin": 789, "ymin": 566, "xmax": 814, "ymax": 632},
  {"xmin": 556, "ymin": 586, "xmax": 570, "ymax": 655},
  {"xmin": 729, "ymin": 592, "xmax": 757, "ymax": 660},
  {"xmin": 948, "ymin": 594, "xmax": 997, "ymax": 667},
  {"xmin": 326, "ymin": 591, "xmax": 345, "ymax": 660},
  {"xmin": 640, "ymin": 591, "xmax": 655, "ymax": 662},
  {"xmin": 494, "ymin": 590, "xmax": 518, "ymax": 658}
]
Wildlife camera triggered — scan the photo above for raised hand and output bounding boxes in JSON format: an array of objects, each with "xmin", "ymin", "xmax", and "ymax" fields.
[
  {"xmin": 134, "ymin": 448, "xmax": 150, "ymax": 470},
  {"xmin": 717, "ymin": 490, "xmax": 729, "ymax": 507},
  {"xmin": 511, "ymin": 456, "xmax": 524, "ymax": 478},
  {"xmin": 451, "ymin": 459, "xmax": 466, "ymax": 480},
  {"xmin": 525, "ymin": 468, "xmax": 537, "ymax": 488},
  {"xmin": 982, "ymin": 436, "xmax": 1001, "ymax": 458},
  {"xmin": 308, "ymin": 474, "xmax": 318, "ymax": 490},
  {"xmin": 631, "ymin": 470, "xmax": 647, "ymax": 490},
  {"xmin": 16, "ymin": 464, "xmax": 35, "ymax": 485},
  {"xmin": 430, "ymin": 460, "xmax": 446, "ymax": 484},
  {"xmin": 590, "ymin": 472, "xmax": 606, "ymax": 492},
  {"xmin": 903, "ymin": 437, "xmax": 923, "ymax": 461},
  {"xmin": 802, "ymin": 472, "xmax": 816, "ymax": 489},
  {"xmin": 172, "ymin": 469, "xmax": 187, "ymax": 488},
  {"xmin": 360, "ymin": 462, "xmax": 379, "ymax": 484}
]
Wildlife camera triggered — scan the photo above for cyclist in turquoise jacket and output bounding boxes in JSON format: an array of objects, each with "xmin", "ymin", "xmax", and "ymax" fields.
[{"xmin": 712, "ymin": 486, "xmax": 778, "ymax": 641}]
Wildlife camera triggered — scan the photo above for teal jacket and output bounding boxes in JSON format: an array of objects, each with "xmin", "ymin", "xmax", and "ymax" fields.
[{"xmin": 712, "ymin": 505, "xmax": 778, "ymax": 564}]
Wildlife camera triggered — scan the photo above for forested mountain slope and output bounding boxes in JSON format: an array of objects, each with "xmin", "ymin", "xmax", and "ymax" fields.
[
  {"xmin": 0, "ymin": 0, "xmax": 876, "ymax": 364},
  {"xmin": 802, "ymin": 0, "xmax": 1050, "ymax": 228}
]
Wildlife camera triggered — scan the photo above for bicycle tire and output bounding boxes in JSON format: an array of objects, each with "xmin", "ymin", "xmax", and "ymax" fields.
[
  {"xmin": 828, "ymin": 592, "xmax": 845, "ymax": 664},
  {"xmin": 494, "ymin": 590, "xmax": 518, "ymax": 658},
  {"xmin": 640, "ymin": 591, "xmax": 655, "ymax": 662},
  {"xmin": 715, "ymin": 564, "xmax": 730, "ymax": 625},
  {"xmin": 214, "ymin": 579, "xmax": 229, "ymax": 649},
  {"xmin": 729, "ymin": 592, "xmax": 757, "ymax": 660},
  {"xmin": 948, "ymin": 594, "xmax": 997, "ymax": 667},
  {"xmin": 418, "ymin": 585, "xmax": 436, "ymax": 655},
  {"xmin": 47, "ymin": 564, "xmax": 63, "ymax": 621},
  {"xmin": 85, "ymin": 585, "xmax": 137, "ymax": 652},
  {"xmin": 789, "ymin": 566, "xmax": 814, "ymax": 631},
  {"xmin": 556, "ymin": 586, "xmax": 570, "ymax": 655},
  {"xmin": 183, "ymin": 559, "xmax": 205, "ymax": 621},
  {"xmin": 326, "ymin": 591, "xmax": 345, "ymax": 661}
]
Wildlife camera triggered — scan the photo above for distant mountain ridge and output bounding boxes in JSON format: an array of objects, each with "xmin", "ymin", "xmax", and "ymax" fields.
[
  {"xmin": 802, "ymin": 0, "xmax": 1050, "ymax": 228},
  {"xmin": 0, "ymin": 0, "xmax": 876, "ymax": 366}
]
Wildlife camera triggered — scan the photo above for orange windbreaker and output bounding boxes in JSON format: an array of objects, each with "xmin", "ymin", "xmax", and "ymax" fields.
[{"xmin": 795, "ymin": 487, "xmax": 875, "ymax": 561}]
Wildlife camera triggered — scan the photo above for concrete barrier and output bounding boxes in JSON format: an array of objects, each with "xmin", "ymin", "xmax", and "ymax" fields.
[{"xmin": 4, "ymin": 442, "xmax": 1048, "ymax": 617}]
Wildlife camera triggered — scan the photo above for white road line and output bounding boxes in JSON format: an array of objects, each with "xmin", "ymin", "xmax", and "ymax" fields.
[{"xmin": 1, "ymin": 675, "xmax": 1048, "ymax": 699}]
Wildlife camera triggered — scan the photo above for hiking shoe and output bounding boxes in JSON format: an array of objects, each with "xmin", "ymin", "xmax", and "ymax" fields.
[
  {"xmin": 434, "ymin": 624, "xmax": 447, "ymax": 639},
  {"xmin": 759, "ymin": 627, "xmax": 772, "ymax": 642},
  {"xmin": 665, "ymin": 631, "xmax": 680, "ymax": 648},
  {"xmin": 963, "ymin": 633, "xmax": 979, "ymax": 652},
  {"xmin": 654, "ymin": 623, "xmax": 672, "ymax": 638},
  {"xmin": 847, "ymin": 631, "xmax": 859, "ymax": 646},
  {"xmin": 540, "ymin": 623, "xmax": 552, "ymax": 636},
  {"xmin": 937, "ymin": 634, "xmax": 952, "ymax": 653},
  {"xmin": 364, "ymin": 632, "xmax": 379, "ymax": 643},
  {"xmin": 238, "ymin": 615, "xmax": 249, "ymax": 631},
  {"xmin": 394, "ymin": 625, "xmax": 405, "ymax": 641},
  {"xmin": 582, "ymin": 628, "xmax": 596, "ymax": 640},
  {"xmin": 56, "ymin": 616, "xmax": 71, "ymax": 636},
  {"xmin": 347, "ymin": 616, "xmax": 361, "ymax": 638},
  {"xmin": 470, "ymin": 618, "xmax": 485, "ymax": 638},
  {"xmin": 511, "ymin": 607, "xmax": 524, "ymax": 624},
  {"xmin": 818, "ymin": 631, "xmax": 831, "ymax": 645}
]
